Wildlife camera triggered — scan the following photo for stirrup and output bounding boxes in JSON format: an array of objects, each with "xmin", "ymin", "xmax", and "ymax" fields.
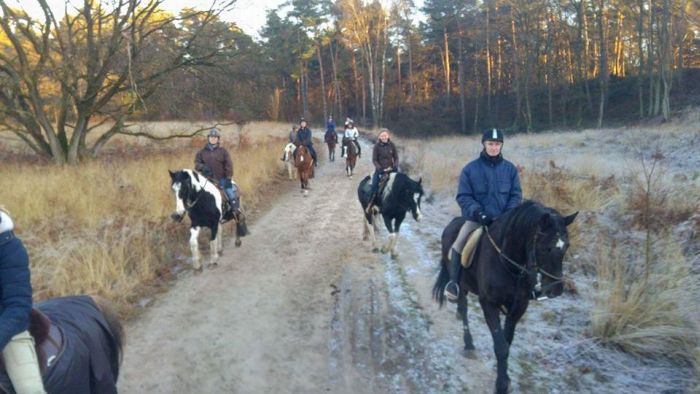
[{"xmin": 444, "ymin": 281, "xmax": 460, "ymax": 303}]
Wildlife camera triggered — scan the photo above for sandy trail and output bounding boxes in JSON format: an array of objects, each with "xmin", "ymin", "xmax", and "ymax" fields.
[{"xmin": 119, "ymin": 140, "xmax": 495, "ymax": 393}]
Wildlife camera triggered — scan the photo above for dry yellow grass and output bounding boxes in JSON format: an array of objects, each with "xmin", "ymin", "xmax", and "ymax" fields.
[
  {"xmin": 0, "ymin": 121, "xmax": 291, "ymax": 316},
  {"xmin": 590, "ymin": 240, "xmax": 700, "ymax": 369}
]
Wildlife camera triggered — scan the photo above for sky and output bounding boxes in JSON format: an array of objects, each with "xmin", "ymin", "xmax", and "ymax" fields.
[{"xmin": 11, "ymin": 0, "xmax": 287, "ymax": 38}]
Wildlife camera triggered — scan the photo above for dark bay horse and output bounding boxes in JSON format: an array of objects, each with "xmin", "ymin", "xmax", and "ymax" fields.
[
  {"xmin": 433, "ymin": 201, "xmax": 577, "ymax": 393},
  {"xmin": 295, "ymin": 144, "xmax": 314, "ymax": 194},
  {"xmin": 357, "ymin": 172, "xmax": 423, "ymax": 258},
  {"xmin": 324, "ymin": 130, "xmax": 337, "ymax": 162},
  {"xmin": 0, "ymin": 295, "xmax": 123, "ymax": 394},
  {"xmin": 343, "ymin": 138, "xmax": 358, "ymax": 178},
  {"xmin": 169, "ymin": 169, "xmax": 248, "ymax": 271}
]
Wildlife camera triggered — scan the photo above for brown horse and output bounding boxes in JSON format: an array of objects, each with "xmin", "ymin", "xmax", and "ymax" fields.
[
  {"xmin": 343, "ymin": 138, "xmax": 358, "ymax": 178},
  {"xmin": 324, "ymin": 130, "xmax": 337, "ymax": 162},
  {"xmin": 295, "ymin": 144, "xmax": 314, "ymax": 194}
]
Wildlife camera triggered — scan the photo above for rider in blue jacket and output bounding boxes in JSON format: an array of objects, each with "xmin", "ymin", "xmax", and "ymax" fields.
[
  {"xmin": 0, "ymin": 208, "xmax": 46, "ymax": 394},
  {"xmin": 295, "ymin": 118, "xmax": 318, "ymax": 167},
  {"xmin": 444, "ymin": 129, "xmax": 522, "ymax": 302}
]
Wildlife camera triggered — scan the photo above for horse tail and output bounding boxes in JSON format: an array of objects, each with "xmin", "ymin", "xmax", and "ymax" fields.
[
  {"xmin": 432, "ymin": 256, "xmax": 449, "ymax": 307},
  {"xmin": 91, "ymin": 296, "xmax": 125, "ymax": 368}
]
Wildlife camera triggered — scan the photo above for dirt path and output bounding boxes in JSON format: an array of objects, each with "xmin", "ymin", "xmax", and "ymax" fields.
[{"xmin": 119, "ymin": 141, "xmax": 493, "ymax": 393}]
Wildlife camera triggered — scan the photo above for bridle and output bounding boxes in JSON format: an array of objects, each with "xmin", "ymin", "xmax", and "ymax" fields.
[
  {"xmin": 182, "ymin": 175, "xmax": 208, "ymax": 208},
  {"xmin": 484, "ymin": 225, "xmax": 564, "ymax": 301}
]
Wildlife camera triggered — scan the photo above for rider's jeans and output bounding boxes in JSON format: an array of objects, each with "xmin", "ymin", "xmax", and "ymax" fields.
[{"xmin": 2, "ymin": 330, "xmax": 46, "ymax": 394}]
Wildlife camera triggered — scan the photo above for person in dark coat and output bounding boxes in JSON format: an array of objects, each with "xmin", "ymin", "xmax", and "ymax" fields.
[
  {"xmin": 194, "ymin": 128, "xmax": 240, "ymax": 213},
  {"xmin": 444, "ymin": 128, "xmax": 522, "ymax": 302},
  {"xmin": 295, "ymin": 119, "xmax": 318, "ymax": 167},
  {"xmin": 365, "ymin": 128, "xmax": 399, "ymax": 212},
  {"xmin": 0, "ymin": 208, "xmax": 46, "ymax": 394}
]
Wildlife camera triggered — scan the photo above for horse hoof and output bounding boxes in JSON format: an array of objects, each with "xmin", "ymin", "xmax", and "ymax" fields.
[
  {"xmin": 371, "ymin": 248, "xmax": 379, "ymax": 253},
  {"xmin": 390, "ymin": 252, "xmax": 399, "ymax": 259},
  {"xmin": 362, "ymin": 235, "xmax": 369, "ymax": 241},
  {"xmin": 235, "ymin": 239, "xmax": 242, "ymax": 247},
  {"xmin": 208, "ymin": 262, "xmax": 219, "ymax": 268},
  {"xmin": 193, "ymin": 267, "xmax": 203, "ymax": 274},
  {"xmin": 462, "ymin": 349, "xmax": 477, "ymax": 359}
]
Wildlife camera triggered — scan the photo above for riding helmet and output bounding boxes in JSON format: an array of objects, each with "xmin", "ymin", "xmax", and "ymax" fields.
[
  {"xmin": 208, "ymin": 128, "xmax": 221, "ymax": 137},
  {"xmin": 482, "ymin": 128, "xmax": 504, "ymax": 143}
]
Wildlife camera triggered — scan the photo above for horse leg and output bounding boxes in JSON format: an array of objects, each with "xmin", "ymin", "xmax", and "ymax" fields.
[
  {"xmin": 189, "ymin": 227, "xmax": 202, "ymax": 272},
  {"xmin": 209, "ymin": 224, "xmax": 219, "ymax": 267},
  {"xmin": 364, "ymin": 213, "xmax": 379, "ymax": 252},
  {"xmin": 458, "ymin": 295, "xmax": 477, "ymax": 358},
  {"xmin": 389, "ymin": 213, "xmax": 405, "ymax": 258},
  {"xmin": 481, "ymin": 300, "xmax": 511, "ymax": 394}
]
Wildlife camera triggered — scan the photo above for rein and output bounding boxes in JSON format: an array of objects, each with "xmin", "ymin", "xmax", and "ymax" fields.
[
  {"xmin": 185, "ymin": 177, "xmax": 208, "ymax": 208},
  {"xmin": 483, "ymin": 225, "xmax": 563, "ymax": 302}
]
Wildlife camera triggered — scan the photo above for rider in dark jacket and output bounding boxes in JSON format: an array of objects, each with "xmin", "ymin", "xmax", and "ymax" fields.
[
  {"xmin": 444, "ymin": 129, "xmax": 522, "ymax": 302},
  {"xmin": 366, "ymin": 128, "xmax": 399, "ymax": 212},
  {"xmin": 195, "ymin": 128, "xmax": 240, "ymax": 213},
  {"xmin": 0, "ymin": 208, "xmax": 46, "ymax": 394},
  {"xmin": 295, "ymin": 119, "xmax": 318, "ymax": 167}
]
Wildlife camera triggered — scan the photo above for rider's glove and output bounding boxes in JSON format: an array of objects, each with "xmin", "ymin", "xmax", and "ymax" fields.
[{"xmin": 475, "ymin": 210, "xmax": 493, "ymax": 226}]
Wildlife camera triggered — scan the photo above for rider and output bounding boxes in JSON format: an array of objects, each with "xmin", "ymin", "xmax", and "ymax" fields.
[
  {"xmin": 194, "ymin": 128, "xmax": 240, "ymax": 215},
  {"xmin": 366, "ymin": 128, "xmax": 398, "ymax": 213},
  {"xmin": 342, "ymin": 120, "xmax": 361, "ymax": 158},
  {"xmin": 295, "ymin": 118, "xmax": 318, "ymax": 167},
  {"xmin": 443, "ymin": 128, "xmax": 522, "ymax": 302},
  {"xmin": 0, "ymin": 208, "xmax": 46, "ymax": 394},
  {"xmin": 326, "ymin": 115, "xmax": 336, "ymax": 133}
]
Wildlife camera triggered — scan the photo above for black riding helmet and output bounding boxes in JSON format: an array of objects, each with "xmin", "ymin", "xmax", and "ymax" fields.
[{"xmin": 482, "ymin": 128, "xmax": 504, "ymax": 143}]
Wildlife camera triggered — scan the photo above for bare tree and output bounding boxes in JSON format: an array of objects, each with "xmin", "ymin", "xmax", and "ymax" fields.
[{"xmin": 0, "ymin": 0, "xmax": 234, "ymax": 164}]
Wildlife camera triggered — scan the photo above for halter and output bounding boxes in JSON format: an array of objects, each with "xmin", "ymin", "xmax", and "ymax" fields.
[{"xmin": 483, "ymin": 225, "xmax": 564, "ymax": 301}]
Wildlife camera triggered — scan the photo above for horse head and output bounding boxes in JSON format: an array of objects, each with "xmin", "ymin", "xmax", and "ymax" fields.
[
  {"xmin": 404, "ymin": 175, "xmax": 424, "ymax": 222},
  {"xmin": 531, "ymin": 209, "xmax": 578, "ymax": 298},
  {"xmin": 168, "ymin": 169, "xmax": 202, "ymax": 221},
  {"xmin": 283, "ymin": 143, "xmax": 296, "ymax": 161}
]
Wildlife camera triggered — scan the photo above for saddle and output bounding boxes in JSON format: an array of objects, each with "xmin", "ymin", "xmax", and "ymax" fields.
[
  {"xmin": 0, "ymin": 309, "xmax": 64, "ymax": 375},
  {"xmin": 460, "ymin": 227, "xmax": 484, "ymax": 268}
]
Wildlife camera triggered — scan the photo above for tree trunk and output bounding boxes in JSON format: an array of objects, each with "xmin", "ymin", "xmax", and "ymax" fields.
[
  {"xmin": 596, "ymin": 0, "xmax": 609, "ymax": 128},
  {"xmin": 316, "ymin": 43, "xmax": 328, "ymax": 121}
]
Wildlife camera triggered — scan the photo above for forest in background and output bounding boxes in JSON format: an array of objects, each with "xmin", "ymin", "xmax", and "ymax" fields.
[{"xmin": 0, "ymin": 0, "xmax": 699, "ymax": 163}]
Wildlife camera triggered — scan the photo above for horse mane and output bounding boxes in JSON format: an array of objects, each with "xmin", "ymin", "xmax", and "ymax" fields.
[{"xmin": 495, "ymin": 200, "xmax": 550, "ymax": 255}]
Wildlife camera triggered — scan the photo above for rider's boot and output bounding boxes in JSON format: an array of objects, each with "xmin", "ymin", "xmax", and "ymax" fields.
[{"xmin": 444, "ymin": 249, "xmax": 462, "ymax": 303}]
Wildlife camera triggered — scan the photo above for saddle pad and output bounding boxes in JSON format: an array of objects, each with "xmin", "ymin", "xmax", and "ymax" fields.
[{"xmin": 460, "ymin": 226, "xmax": 483, "ymax": 268}]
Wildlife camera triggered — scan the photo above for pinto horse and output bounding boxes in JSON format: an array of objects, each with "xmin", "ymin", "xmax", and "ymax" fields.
[
  {"xmin": 0, "ymin": 295, "xmax": 123, "ymax": 394},
  {"xmin": 433, "ymin": 201, "xmax": 577, "ymax": 394},
  {"xmin": 343, "ymin": 138, "xmax": 358, "ymax": 178},
  {"xmin": 294, "ymin": 144, "xmax": 314, "ymax": 194},
  {"xmin": 357, "ymin": 172, "xmax": 423, "ymax": 258},
  {"xmin": 169, "ymin": 169, "xmax": 248, "ymax": 271}
]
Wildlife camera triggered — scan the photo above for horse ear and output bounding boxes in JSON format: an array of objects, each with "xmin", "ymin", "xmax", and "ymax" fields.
[
  {"xmin": 168, "ymin": 170, "xmax": 176, "ymax": 179},
  {"xmin": 539, "ymin": 213, "xmax": 552, "ymax": 228},
  {"xmin": 564, "ymin": 211, "xmax": 579, "ymax": 226},
  {"xmin": 418, "ymin": 177, "xmax": 422, "ymax": 185}
]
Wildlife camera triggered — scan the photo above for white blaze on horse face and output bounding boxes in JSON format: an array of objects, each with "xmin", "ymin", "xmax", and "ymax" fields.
[
  {"xmin": 556, "ymin": 238, "xmax": 565, "ymax": 250},
  {"xmin": 172, "ymin": 183, "xmax": 186, "ymax": 214}
]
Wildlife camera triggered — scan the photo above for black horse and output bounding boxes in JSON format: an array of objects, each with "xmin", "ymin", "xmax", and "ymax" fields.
[
  {"xmin": 433, "ymin": 200, "xmax": 577, "ymax": 394},
  {"xmin": 357, "ymin": 172, "xmax": 423, "ymax": 258},
  {"xmin": 0, "ymin": 295, "xmax": 123, "ymax": 394},
  {"xmin": 169, "ymin": 169, "xmax": 248, "ymax": 272}
]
